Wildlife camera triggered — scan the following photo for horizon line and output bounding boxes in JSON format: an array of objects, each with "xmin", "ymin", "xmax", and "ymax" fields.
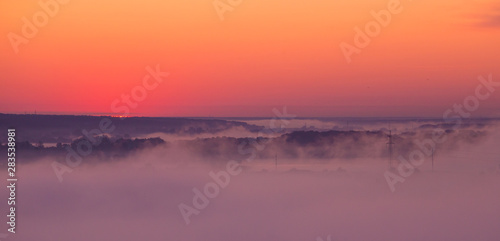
[{"xmin": 1, "ymin": 112, "xmax": 500, "ymax": 120}]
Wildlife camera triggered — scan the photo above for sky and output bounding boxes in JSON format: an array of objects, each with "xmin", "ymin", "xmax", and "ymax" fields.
[{"xmin": 0, "ymin": 0, "xmax": 499, "ymax": 117}]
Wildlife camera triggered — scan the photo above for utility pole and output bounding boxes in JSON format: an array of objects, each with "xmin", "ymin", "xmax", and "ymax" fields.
[
  {"xmin": 387, "ymin": 124, "xmax": 395, "ymax": 169},
  {"xmin": 431, "ymin": 147, "xmax": 434, "ymax": 171},
  {"xmin": 275, "ymin": 153, "xmax": 278, "ymax": 171}
]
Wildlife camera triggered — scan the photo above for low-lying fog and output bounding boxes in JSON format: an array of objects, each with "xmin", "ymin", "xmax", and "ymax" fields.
[{"xmin": 1, "ymin": 123, "xmax": 499, "ymax": 241}]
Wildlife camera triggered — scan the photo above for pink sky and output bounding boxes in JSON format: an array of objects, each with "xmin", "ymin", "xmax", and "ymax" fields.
[{"xmin": 0, "ymin": 0, "xmax": 499, "ymax": 117}]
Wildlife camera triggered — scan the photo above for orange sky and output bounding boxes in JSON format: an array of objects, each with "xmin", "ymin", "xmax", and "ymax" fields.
[{"xmin": 0, "ymin": 0, "xmax": 499, "ymax": 117}]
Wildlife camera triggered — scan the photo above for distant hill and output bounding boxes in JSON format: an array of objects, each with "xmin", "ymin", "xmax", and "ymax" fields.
[{"xmin": 0, "ymin": 113, "xmax": 263, "ymax": 143}]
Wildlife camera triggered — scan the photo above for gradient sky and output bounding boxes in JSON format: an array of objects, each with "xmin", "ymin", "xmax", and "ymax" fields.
[{"xmin": 0, "ymin": 0, "xmax": 499, "ymax": 117}]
